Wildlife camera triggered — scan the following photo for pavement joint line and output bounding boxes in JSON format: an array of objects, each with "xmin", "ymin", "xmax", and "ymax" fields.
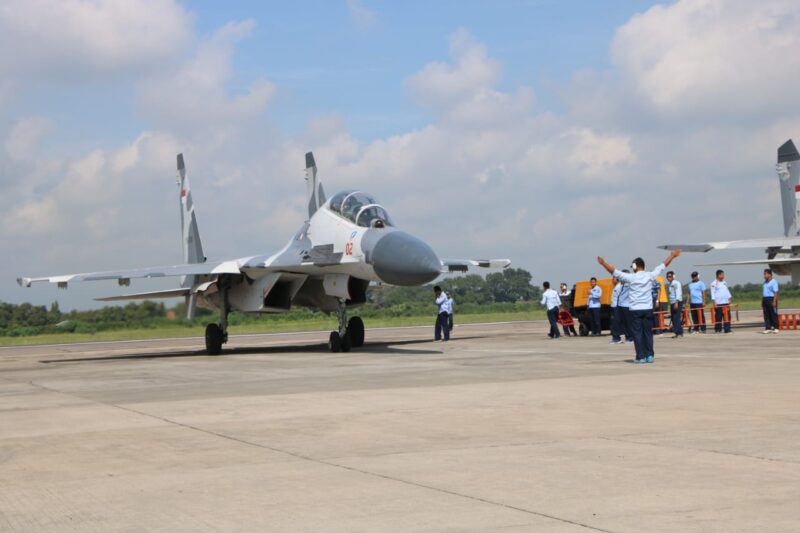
[
  {"xmin": 23, "ymin": 379, "xmax": 613, "ymax": 533},
  {"xmin": 597, "ymin": 436, "xmax": 800, "ymax": 466}
]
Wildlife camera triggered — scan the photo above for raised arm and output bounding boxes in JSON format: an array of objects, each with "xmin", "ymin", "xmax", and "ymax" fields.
[
  {"xmin": 597, "ymin": 256, "xmax": 615, "ymax": 275},
  {"xmin": 663, "ymin": 248, "xmax": 681, "ymax": 268}
]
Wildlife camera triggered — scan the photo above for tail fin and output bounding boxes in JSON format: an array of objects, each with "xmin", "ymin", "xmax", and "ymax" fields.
[
  {"xmin": 777, "ymin": 140, "xmax": 800, "ymax": 237},
  {"xmin": 177, "ymin": 154, "xmax": 205, "ymax": 319},
  {"xmin": 304, "ymin": 152, "xmax": 326, "ymax": 219}
]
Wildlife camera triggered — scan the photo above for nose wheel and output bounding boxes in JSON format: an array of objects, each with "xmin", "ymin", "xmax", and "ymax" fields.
[{"xmin": 328, "ymin": 300, "xmax": 364, "ymax": 352}]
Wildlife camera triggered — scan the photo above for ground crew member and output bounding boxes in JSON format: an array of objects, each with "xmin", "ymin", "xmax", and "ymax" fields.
[
  {"xmin": 588, "ymin": 277, "xmax": 602, "ymax": 335},
  {"xmin": 687, "ymin": 271, "xmax": 706, "ymax": 333},
  {"xmin": 666, "ymin": 271, "xmax": 683, "ymax": 338},
  {"xmin": 617, "ymin": 270, "xmax": 633, "ymax": 343},
  {"xmin": 610, "ymin": 278, "xmax": 623, "ymax": 344},
  {"xmin": 762, "ymin": 269, "xmax": 780, "ymax": 334},
  {"xmin": 651, "ymin": 279, "xmax": 663, "ymax": 335},
  {"xmin": 541, "ymin": 281, "xmax": 562, "ymax": 339},
  {"xmin": 597, "ymin": 249, "xmax": 681, "ymax": 364},
  {"xmin": 446, "ymin": 291, "xmax": 456, "ymax": 333},
  {"xmin": 710, "ymin": 270, "xmax": 732, "ymax": 333},
  {"xmin": 433, "ymin": 285, "xmax": 450, "ymax": 341}
]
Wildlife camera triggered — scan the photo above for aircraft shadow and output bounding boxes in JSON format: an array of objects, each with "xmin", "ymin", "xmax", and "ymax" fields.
[{"xmin": 39, "ymin": 335, "xmax": 487, "ymax": 363}]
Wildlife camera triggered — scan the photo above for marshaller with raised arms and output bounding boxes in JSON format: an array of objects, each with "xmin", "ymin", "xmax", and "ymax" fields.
[{"xmin": 18, "ymin": 152, "xmax": 510, "ymax": 354}]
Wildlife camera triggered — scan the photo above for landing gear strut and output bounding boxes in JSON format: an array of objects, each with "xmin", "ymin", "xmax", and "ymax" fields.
[
  {"xmin": 328, "ymin": 299, "xmax": 366, "ymax": 353},
  {"xmin": 205, "ymin": 282, "xmax": 230, "ymax": 355}
]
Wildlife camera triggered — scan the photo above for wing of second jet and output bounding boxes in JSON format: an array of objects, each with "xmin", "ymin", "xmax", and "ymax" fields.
[
  {"xmin": 441, "ymin": 258, "xmax": 511, "ymax": 273},
  {"xmin": 658, "ymin": 236, "xmax": 800, "ymax": 252}
]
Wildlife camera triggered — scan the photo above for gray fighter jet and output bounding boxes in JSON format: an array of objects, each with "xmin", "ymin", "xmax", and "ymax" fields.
[
  {"xmin": 659, "ymin": 139, "xmax": 800, "ymax": 283},
  {"xmin": 18, "ymin": 153, "xmax": 510, "ymax": 354}
]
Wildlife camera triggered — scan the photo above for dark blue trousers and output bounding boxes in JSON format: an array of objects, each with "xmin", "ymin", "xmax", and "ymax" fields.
[
  {"xmin": 670, "ymin": 302, "xmax": 683, "ymax": 336},
  {"xmin": 611, "ymin": 306, "xmax": 621, "ymax": 341},
  {"xmin": 690, "ymin": 303, "xmax": 706, "ymax": 332},
  {"xmin": 619, "ymin": 306, "xmax": 633, "ymax": 340},
  {"xmin": 762, "ymin": 297, "xmax": 778, "ymax": 330},
  {"xmin": 435, "ymin": 312, "xmax": 450, "ymax": 340},
  {"xmin": 714, "ymin": 304, "xmax": 731, "ymax": 333},
  {"xmin": 589, "ymin": 307, "xmax": 601, "ymax": 335},
  {"xmin": 547, "ymin": 307, "xmax": 560, "ymax": 338},
  {"xmin": 630, "ymin": 309, "xmax": 654, "ymax": 360}
]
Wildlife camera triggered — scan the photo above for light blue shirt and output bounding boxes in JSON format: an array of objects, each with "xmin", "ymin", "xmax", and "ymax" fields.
[
  {"xmin": 710, "ymin": 280, "xmax": 731, "ymax": 305},
  {"xmin": 763, "ymin": 279, "xmax": 779, "ymax": 297},
  {"xmin": 613, "ymin": 264, "xmax": 666, "ymax": 311},
  {"xmin": 668, "ymin": 280, "xmax": 682, "ymax": 304},
  {"xmin": 588, "ymin": 286, "xmax": 602, "ymax": 308},
  {"xmin": 540, "ymin": 288, "xmax": 561, "ymax": 310},
  {"xmin": 618, "ymin": 282, "xmax": 630, "ymax": 308},
  {"xmin": 611, "ymin": 284, "xmax": 621, "ymax": 307},
  {"xmin": 688, "ymin": 280, "xmax": 706, "ymax": 304}
]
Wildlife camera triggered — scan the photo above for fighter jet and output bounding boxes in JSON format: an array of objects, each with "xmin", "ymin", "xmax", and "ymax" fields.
[
  {"xmin": 659, "ymin": 139, "xmax": 800, "ymax": 283},
  {"xmin": 18, "ymin": 153, "xmax": 510, "ymax": 354}
]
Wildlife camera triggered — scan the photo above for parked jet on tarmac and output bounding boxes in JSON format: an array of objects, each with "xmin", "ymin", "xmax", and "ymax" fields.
[
  {"xmin": 659, "ymin": 139, "xmax": 800, "ymax": 284},
  {"xmin": 18, "ymin": 153, "xmax": 510, "ymax": 354}
]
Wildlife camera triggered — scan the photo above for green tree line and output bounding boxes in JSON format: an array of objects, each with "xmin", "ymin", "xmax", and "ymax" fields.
[{"xmin": 2, "ymin": 269, "xmax": 798, "ymax": 337}]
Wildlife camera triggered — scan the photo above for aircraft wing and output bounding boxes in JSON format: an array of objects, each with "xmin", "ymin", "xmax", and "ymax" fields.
[
  {"xmin": 17, "ymin": 260, "xmax": 245, "ymax": 288},
  {"xmin": 695, "ymin": 257, "xmax": 800, "ymax": 267},
  {"xmin": 658, "ymin": 236, "xmax": 800, "ymax": 252},
  {"xmin": 441, "ymin": 258, "xmax": 511, "ymax": 273}
]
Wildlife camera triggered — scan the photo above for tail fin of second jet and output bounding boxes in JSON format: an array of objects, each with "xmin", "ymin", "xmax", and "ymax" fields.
[
  {"xmin": 177, "ymin": 154, "xmax": 206, "ymax": 319},
  {"xmin": 777, "ymin": 139, "xmax": 800, "ymax": 237}
]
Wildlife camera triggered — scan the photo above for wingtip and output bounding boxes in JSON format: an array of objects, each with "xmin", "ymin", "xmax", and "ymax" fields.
[{"xmin": 16, "ymin": 277, "xmax": 31, "ymax": 288}]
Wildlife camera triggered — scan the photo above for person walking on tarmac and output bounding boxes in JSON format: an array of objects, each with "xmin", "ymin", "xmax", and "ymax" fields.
[
  {"xmin": 617, "ymin": 271, "xmax": 633, "ymax": 343},
  {"xmin": 541, "ymin": 281, "xmax": 562, "ymax": 339},
  {"xmin": 610, "ymin": 278, "xmax": 623, "ymax": 344},
  {"xmin": 597, "ymin": 249, "xmax": 681, "ymax": 364},
  {"xmin": 687, "ymin": 271, "xmax": 707, "ymax": 333},
  {"xmin": 445, "ymin": 291, "xmax": 456, "ymax": 334},
  {"xmin": 666, "ymin": 271, "xmax": 683, "ymax": 338},
  {"xmin": 588, "ymin": 277, "xmax": 602, "ymax": 335},
  {"xmin": 433, "ymin": 286, "xmax": 450, "ymax": 341},
  {"xmin": 762, "ymin": 269, "xmax": 780, "ymax": 334},
  {"xmin": 710, "ymin": 270, "xmax": 732, "ymax": 333}
]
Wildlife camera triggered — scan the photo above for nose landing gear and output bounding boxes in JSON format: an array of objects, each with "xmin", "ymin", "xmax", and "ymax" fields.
[{"xmin": 328, "ymin": 300, "xmax": 365, "ymax": 352}]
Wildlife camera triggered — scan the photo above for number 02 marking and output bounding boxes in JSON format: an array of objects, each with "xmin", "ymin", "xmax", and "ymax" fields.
[{"xmin": 345, "ymin": 242, "xmax": 354, "ymax": 256}]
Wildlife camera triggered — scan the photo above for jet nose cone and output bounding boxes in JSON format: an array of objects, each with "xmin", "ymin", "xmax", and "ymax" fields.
[{"xmin": 371, "ymin": 231, "xmax": 441, "ymax": 286}]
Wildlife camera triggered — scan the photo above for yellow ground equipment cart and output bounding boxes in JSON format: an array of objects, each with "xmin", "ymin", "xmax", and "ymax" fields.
[{"xmin": 569, "ymin": 277, "xmax": 668, "ymax": 336}]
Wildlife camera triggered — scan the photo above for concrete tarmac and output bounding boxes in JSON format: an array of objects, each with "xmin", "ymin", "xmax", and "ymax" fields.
[{"xmin": 1, "ymin": 317, "xmax": 799, "ymax": 532}]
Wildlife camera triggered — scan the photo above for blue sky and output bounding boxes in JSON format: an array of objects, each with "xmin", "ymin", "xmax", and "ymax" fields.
[{"xmin": 3, "ymin": 0, "xmax": 799, "ymax": 309}]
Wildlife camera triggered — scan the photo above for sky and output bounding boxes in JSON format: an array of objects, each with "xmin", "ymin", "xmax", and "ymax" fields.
[{"xmin": 3, "ymin": 0, "xmax": 800, "ymax": 310}]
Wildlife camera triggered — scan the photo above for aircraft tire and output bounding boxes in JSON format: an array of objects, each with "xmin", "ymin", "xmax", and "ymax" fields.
[
  {"xmin": 340, "ymin": 330, "xmax": 352, "ymax": 353},
  {"xmin": 578, "ymin": 322, "xmax": 589, "ymax": 337},
  {"xmin": 329, "ymin": 331, "xmax": 342, "ymax": 353},
  {"xmin": 205, "ymin": 323, "xmax": 224, "ymax": 355},
  {"xmin": 348, "ymin": 317, "xmax": 365, "ymax": 347}
]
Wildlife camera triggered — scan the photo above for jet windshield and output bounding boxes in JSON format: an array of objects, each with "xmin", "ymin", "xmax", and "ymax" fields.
[{"xmin": 328, "ymin": 191, "xmax": 393, "ymax": 228}]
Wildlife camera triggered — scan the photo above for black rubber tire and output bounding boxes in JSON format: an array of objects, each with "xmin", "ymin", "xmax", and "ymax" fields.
[
  {"xmin": 205, "ymin": 323, "xmax": 224, "ymax": 355},
  {"xmin": 348, "ymin": 316, "xmax": 365, "ymax": 347},
  {"xmin": 329, "ymin": 331, "xmax": 342, "ymax": 353},
  {"xmin": 340, "ymin": 330, "xmax": 352, "ymax": 353},
  {"xmin": 578, "ymin": 322, "xmax": 589, "ymax": 337}
]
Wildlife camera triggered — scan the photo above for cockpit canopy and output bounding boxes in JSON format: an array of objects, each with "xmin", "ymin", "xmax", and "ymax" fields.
[{"xmin": 327, "ymin": 190, "xmax": 394, "ymax": 228}]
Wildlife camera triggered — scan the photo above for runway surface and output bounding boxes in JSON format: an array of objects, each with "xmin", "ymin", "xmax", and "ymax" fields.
[{"xmin": 1, "ymin": 318, "xmax": 799, "ymax": 532}]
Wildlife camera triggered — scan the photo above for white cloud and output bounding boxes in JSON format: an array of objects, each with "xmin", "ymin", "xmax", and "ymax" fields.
[
  {"xmin": 0, "ymin": 0, "xmax": 192, "ymax": 80},
  {"xmin": 346, "ymin": 0, "xmax": 377, "ymax": 28},
  {"xmin": 611, "ymin": 0, "xmax": 800, "ymax": 117},
  {"xmin": 4, "ymin": 117, "xmax": 55, "ymax": 160},
  {"xmin": 136, "ymin": 19, "xmax": 275, "ymax": 133},
  {"xmin": 406, "ymin": 29, "xmax": 502, "ymax": 110}
]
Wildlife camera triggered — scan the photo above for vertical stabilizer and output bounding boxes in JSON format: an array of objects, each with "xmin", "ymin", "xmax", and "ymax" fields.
[
  {"xmin": 177, "ymin": 154, "xmax": 206, "ymax": 319},
  {"xmin": 305, "ymin": 152, "xmax": 327, "ymax": 219},
  {"xmin": 776, "ymin": 139, "xmax": 800, "ymax": 237}
]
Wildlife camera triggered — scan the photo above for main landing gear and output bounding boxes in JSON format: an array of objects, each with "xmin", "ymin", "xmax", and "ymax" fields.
[
  {"xmin": 205, "ymin": 282, "xmax": 230, "ymax": 355},
  {"xmin": 328, "ymin": 300, "xmax": 365, "ymax": 353}
]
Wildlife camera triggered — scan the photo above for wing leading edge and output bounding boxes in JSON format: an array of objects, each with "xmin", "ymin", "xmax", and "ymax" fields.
[
  {"xmin": 441, "ymin": 258, "xmax": 511, "ymax": 273},
  {"xmin": 658, "ymin": 236, "xmax": 800, "ymax": 252}
]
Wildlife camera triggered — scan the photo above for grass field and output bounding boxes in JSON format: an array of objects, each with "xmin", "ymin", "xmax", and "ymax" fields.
[{"xmin": 2, "ymin": 298, "xmax": 798, "ymax": 347}]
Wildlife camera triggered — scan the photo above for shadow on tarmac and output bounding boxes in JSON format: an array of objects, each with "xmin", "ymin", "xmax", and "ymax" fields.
[{"xmin": 39, "ymin": 336, "xmax": 488, "ymax": 364}]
